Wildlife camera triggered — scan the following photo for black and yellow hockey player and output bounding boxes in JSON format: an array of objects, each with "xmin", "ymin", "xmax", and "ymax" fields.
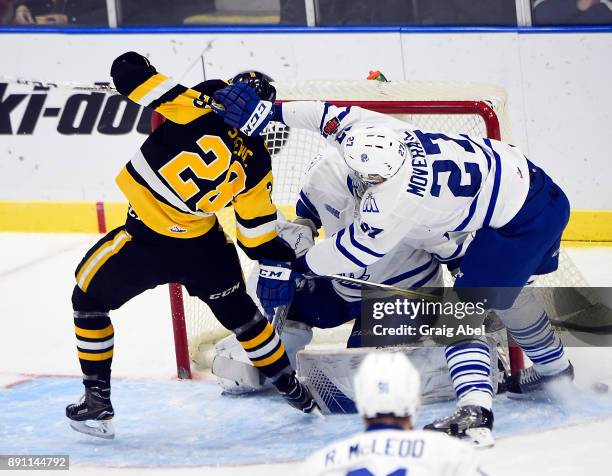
[{"xmin": 66, "ymin": 52, "xmax": 318, "ymax": 439}]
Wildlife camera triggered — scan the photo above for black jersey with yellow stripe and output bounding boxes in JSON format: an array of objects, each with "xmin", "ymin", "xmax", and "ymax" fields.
[{"xmin": 111, "ymin": 55, "xmax": 293, "ymax": 261}]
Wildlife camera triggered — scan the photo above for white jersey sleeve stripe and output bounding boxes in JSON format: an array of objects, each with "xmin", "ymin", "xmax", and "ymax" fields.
[
  {"xmin": 335, "ymin": 228, "xmax": 368, "ymax": 268},
  {"xmin": 336, "ymin": 106, "xmax": 352, "ymax": 126},
  {"xmin": 348, "ymin": 224, "xmax": 386, "ymax": 258},
  {"xmin": 411, "ymin": 262, "xmax": 442, "ymax": 288},
  {"xmin": 464, "ymin": 135, "xmax": 492, "ymax": 171},
  {"xmin": 482, "ymin": 138, "xmax": 503, "ymax": 228},
  {"xmin": 298, "ymin": 191, "xmax": 320, "ymax": 220},
  {"xmin": 452, "ymin": 196, "xmax": 479, "ymax": 232},
  {"xmin": 432, "ymin": 241, "xmax": 464, "ymax": 262},
  {"xmin": 318, "ymin": 103, "xmax": 331, "ymax": 135},
  {"xmin": 382, "ymin": 257, "xmax": 436, "ymax": 285},
  {"xmin": 336, "ymin": 224, "xmax": 390, "ymax": 267}
]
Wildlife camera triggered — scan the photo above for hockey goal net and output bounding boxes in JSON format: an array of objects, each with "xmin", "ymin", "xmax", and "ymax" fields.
[{"xmin": 163, "ymin": 80, "xmax": 588, "ymax": 379}]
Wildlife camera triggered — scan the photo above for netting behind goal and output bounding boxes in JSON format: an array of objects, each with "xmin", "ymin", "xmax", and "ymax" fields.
[{"xmin": 164, "ymin": 80, "xmax": 588, "ymax": 379}]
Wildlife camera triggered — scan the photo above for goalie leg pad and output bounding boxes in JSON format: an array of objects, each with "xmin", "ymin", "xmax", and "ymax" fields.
[{"xmin": 213, "ymin": 320, "xmax": 313, "ymax": 394}]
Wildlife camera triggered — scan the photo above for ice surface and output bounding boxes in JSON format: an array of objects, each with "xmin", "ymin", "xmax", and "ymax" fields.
[
  {"xmin": 2, "ymin": 376, "xmax": 612, "ymax": 468},
  {"xmin": 1, "ymin": 234, "xmax": 612, "ymax": 475}
]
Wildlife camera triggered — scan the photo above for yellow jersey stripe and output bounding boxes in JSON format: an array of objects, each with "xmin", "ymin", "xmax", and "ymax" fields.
[
  {"xmin": 77, "ymin": 349, "xmax": 114, "ymax": 361},
  {"xmin": 116, "ymin": 167, "xmax": 217, "ymax": 238},
  {"xmin": 128, "ymin": 73, "xmax": 170, "ymax": 104},
  {"xmin": 76, "ymin": 231, "xmax": 132, "ymax": 292},
  {"xmin": 154, "ymin": 89, "xmax": 212, "ymax": 125},
  {"xmin": 251, "ymin": 344, "xmax": 286, "ymax": 368},
  {"xmin": 75, "ymin": 324, "xmax": 114, "ymax": 339},
  {"xmin": 239, "ymin": 323, "xmax": 274, "ymax": 350}
]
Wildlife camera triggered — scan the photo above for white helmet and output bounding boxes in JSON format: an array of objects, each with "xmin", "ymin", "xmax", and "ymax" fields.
[
  {"xmin": 354, "ymin": 352, "xmax": 421, "ymax": 419},
  {"xmin": 343, "ymin": 126, "xmax": 408, "ymax": 184}
]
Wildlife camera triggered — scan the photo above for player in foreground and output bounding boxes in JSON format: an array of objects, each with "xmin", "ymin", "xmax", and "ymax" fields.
[
  {"xmin": 210, "ymin": 84, "xmax": 574, "ymax": 445},
  {"xmin": 65, "ymin": 53, "xmax": 317, "ymax": 439},
  {"xmin": 301, "ymin": 352, "xmax": 485, "ymax": 475}
]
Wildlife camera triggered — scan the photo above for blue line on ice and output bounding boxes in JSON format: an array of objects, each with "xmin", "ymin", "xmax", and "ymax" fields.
[{"xmin": 1, "ymin": 377, "xmax": 611, "ymax": 467}]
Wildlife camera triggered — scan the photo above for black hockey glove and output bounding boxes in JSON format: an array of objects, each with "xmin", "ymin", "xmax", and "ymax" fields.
[
  {"xmin": 256, "ymin": 260, "xmax": 300, "ymax": 320},
  {"xmin": 110, "ymin": 51, "xmax": 157, "ymax": 96}
]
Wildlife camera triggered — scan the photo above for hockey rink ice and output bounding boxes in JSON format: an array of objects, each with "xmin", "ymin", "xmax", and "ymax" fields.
[{"xmin": 2, "ymin": 233, "xmax": 612, "ymax": 475}]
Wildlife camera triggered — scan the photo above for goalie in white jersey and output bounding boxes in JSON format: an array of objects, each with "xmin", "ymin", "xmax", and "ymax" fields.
[
  {"xmin": 211, "ymin": 84, "xmax": 575, "ymax": 444},
  {"xmin": 301, "ymin": 352, "xmax": 486, "ymax": 476}
]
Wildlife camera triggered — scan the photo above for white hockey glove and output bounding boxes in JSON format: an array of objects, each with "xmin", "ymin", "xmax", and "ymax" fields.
[{"xmin": 276, "ymin": 219, "xmax": 317, "ymax": 258}]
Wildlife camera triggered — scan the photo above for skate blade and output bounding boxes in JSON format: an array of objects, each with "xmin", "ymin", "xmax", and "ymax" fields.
[
  {"xmin": 507, "ymin": 390, "xmax": 544, "ymax": 400},
  {"xmin": 465, "ymin": 427, "xmax": 494, "ymax": 448},
  {"xmin": 508, "ymin": 379, "xmax": 577, "ymax": 402},
  {"xmin": 69, "ymin": 418, "xmax": 115, "ymax": 440},
  {"xmin": 309, "ymin": 406, "xmax": 325, "ymax": 420}
]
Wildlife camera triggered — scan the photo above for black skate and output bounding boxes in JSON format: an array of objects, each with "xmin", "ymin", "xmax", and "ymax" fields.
[
  {"xmin": 273, "ymin": 371, "xmax": 320, "ymax": 416},
  {"xmin": 506, "ymin": 362, "xmax": 574, "ymax": 400},
  {"xmin": 66, "ymin": 386, "xmax": 115, "ymax": 439},
  {"xmin": 424, "ymin": 405, "xmax": 494, "ymax": 447}
]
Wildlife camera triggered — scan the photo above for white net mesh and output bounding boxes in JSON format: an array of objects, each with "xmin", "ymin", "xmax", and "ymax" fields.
[{"xmin": 176, "ymin": 80, "xmax": 587, "ymax": 370}]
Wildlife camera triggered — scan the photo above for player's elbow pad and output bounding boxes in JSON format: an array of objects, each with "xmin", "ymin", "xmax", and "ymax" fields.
[{"xmin": 238, "ymin": 237, "xmax": 296, "ymax": 262}]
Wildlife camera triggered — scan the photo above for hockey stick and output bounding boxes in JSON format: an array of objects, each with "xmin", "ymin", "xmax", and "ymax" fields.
[
  {"xmin": 0, "ymin": 48, "xmax": 208, "ymax": 94},
  {"xmin": 323, "ymin": 274, "xmax": 441, "ymax": 302},
  {"xmin": 0, "ymin": 75, "xmax": 119, "ymax": 93},
  {"xmin": 271, "ymin": 304, "xmax": 290, "ymax": 336},
  {"xmin": 0, "ymin": 74, "xmax": 225, "ymax": 111}
]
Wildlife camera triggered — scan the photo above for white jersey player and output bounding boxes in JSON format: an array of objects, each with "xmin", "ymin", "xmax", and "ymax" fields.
[
  {"xmin": 297, "ymin": 144, "xmax": 454, "ymax": 303},
  {"xmin": 285, "ymin": 144, "xmax": 449, "ymax": 349},
  {"xmin": 211, "ymin": 84, "xmax": 575, "ymax": 445},
  {"xmin": 301, "ymin": 352, "xmax": 486, "ymax": 476},
  {"xmin": 281, "ymin": 102, "xmax": 526, "ymax": 275}
]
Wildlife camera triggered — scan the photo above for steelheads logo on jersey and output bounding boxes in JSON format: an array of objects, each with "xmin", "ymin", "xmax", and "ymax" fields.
[
  {"xmin": 0, "ymin": 83, "xmax": 151, "ymax": 136},
  {"xmin": 362, "ymin": 192, "xmax": 380, "ymax": 213}
]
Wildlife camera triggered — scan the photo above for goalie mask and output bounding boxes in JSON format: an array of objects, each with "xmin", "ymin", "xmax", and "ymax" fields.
[
  {"xmin": 230, "ymin": 70, "xmax": 276, "ymax": 102},
  {"xmin": 354, "ymin": 352, "xmax": 421, "ymax": 419},
  {"xmin": 343, "ymin": 126, "xmax": 408, "ymax": 185}
]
